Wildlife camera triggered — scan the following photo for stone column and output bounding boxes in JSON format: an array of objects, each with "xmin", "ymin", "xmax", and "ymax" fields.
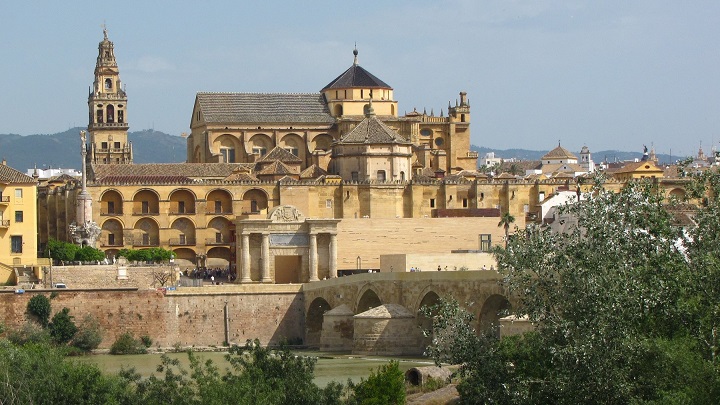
[
  {"xmin": 261, "ymin": 233, "xmax": 271, "ymax": 283},
  {"xmin": 241, "ymin": 234, "xmax": 251, "ymax": 283},
  {"xmin": 329, "ymin": 233, "xmax": 338, "ymax": 278},
  {"xmin": 308, "ymin": 233, "xmax": 318, "ymax": 282}
]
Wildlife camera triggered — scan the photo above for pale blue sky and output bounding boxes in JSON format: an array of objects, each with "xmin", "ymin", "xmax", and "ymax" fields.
[{"xmin": 1, "ymin": 1, "xmax": 718, "ymax": 158}]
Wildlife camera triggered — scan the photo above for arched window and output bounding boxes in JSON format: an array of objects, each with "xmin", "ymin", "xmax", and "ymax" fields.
[
  {"xmin": 377, "ymin": 170, "xmax": 386, "ymax": 182},
  {"xmin": 400, "ymin": 171, "xmax": 405, "ymax": 181},
  {"xmin": 104, "ymin": 78, "xmax": 112, "ymax": 90},
  {"xmin": 106, "ymin": 105, "xmax": 115, "ymax": 123},
  {"xmin": 334, "ymin": 105, "xmax": 343, "ymax": 116}
]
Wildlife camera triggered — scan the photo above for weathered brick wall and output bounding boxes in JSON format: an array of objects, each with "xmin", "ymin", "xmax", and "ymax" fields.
[{"xmin": 0, "ymin": 286, "xmax": 304, "ymax": 348}]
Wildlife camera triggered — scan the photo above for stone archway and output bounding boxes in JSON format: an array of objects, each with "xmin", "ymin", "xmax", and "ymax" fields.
[
  {"xmin": 306, "ymin": 297, "xmax": 331, "ymax": 348},
  {"xmin": 479, "ymin": 294, "xmax": 511, "ymax": 338},
  {"xmin": 357, "ymin": 289, "xmax": 382, "ymax": 314},
  {"xmin": 416, "ymin": 291, "xmax": 441, "ymax": 348}
]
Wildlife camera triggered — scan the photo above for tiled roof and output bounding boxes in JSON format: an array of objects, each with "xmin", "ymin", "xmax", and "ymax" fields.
[
  {"xmin": 256, "ymin": 160, "xmax": 296, "ymax": 175},
  {"xmin": 337, "ymin": 114, "xmax": 410, "ymax": 144},
  {"xmin": 223, "ymin": 171, "xmax": 259, "ymax": 182},
  {"xmin": 196, "ymin": 93, "xmax": 334, "ymax": 124},
  {"xmin": 257, "ymin": 146, "xmax": 302, "ymax": 163},
  {"xmin": 48, "ymin": 174, "xmax": 79, "ymax": 183},
  {"xmin": 542, "ymin": 145, "xmax": 578, "ymax": 160},
  {"xmin": 613, "ymin": 161, "xmax": 664, "ymax": 174},
  {"xmin": 299, "ymin": 164, "xmax": 328, "ymax": 179},
  {"xmin": 322, "ymin": 64, "xmax": 391, "ymax": 91},
  {"xmin": 0, "ymin": 164, "xmax": 35, "ymax": 183},
  {"xmin": 92, "ymin": 163, "xmax": 253, "ymax": 182},
  {"xmin": 97, "ymin": 175, "xmax": 194, "ymax": 185}
]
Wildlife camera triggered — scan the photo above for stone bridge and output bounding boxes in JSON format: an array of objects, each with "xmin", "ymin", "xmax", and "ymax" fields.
[{"xmin": 301, "ymin": 270, "xmax": 513, "ymax": 351}]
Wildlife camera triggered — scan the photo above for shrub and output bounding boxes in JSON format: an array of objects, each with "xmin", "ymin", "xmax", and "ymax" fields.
[
  {"xmin": 7, "ymin": 322, "xmax": 51, "ymax": 345},
  {"xmin": 110, "ymin": 332, "xmax": 147, "ymax": 355},
  {"xmin": 45, "ymin": 239, "xmax": 79, "ymax": 264},
  {"xmin": 27, "ymin": 294, "xmax": 52, "ymax": 327},
  {"xmin": 49, "ymin": 307, "xmax": 78, "ymax": 345},
  {"xmin": 72, "ymin": 315, "xmax": 104, "ymax": 352},
  {"xmin": 140, "ymin": 335, "xmax": 153, "ymax": 348},
  {"xmin": 347, "ymin": 361, "xmax": 405, "ymax": 405}
]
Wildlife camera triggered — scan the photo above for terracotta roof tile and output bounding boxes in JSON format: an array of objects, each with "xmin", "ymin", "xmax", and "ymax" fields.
[
  {"xmin": 299, "ymin": 164, "xmax": 328, "ymax": 179},
  {"xmin": 542, "ymin": 145, "xmax": 578, "ymax": 160},
  {"xmin": 338, "ymin": 115, "xmax": 410, "ymax": 144},
  {"xmin": 0, "ymin": 164, "xmax": 36, "ymax": 184},
  {"xmin": 92, "ymin": 163, "xmax": 253, "ymax": 181},
  {"xmin": 257, "ymin": 146, "xmax": 302, "ymax": 163},
  {"xmin": 196, "ymin": 93, "xmax": 334, "ymax": 124}
]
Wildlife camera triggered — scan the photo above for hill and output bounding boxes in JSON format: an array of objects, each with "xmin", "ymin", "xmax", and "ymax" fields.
[
  {"xmin": 0, "ymin": 128, "xmax": 687, "ymax": 173},
  {"xmin": 0, "ymin": 128, "xmax": 187, "ymax": 171}
]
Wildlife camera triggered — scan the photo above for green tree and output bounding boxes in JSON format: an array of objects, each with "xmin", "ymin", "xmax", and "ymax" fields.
[
  {"xmin": 27, "ymin": 294, "xmax": 52, "ymax": 327},
  {"xmin": 110, "ymin": 332, "xmax": 147, "ymax": 355},
  {"xmin": 75, "ymin": 246, "xmax": 106, "ymax": 262},
  {"xmin": 497, "ymin": 211, "xmax": 515, "ymax": 248},
  {"xmin": 49, "ymin": 307, "xmax": 78, "ymax": 345},
  {"xmin": 46, "ymin": 239, "xmax": 79, "ymax": 264},
  {"xmin": 426, "ymin": 178, "xmax": 720, "ymax": 404}
]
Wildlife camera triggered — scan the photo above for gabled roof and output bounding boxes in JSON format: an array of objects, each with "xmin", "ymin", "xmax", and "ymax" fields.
[
  {"xmin": 542, "ymin": 145, "xmax": 577, "ymax": 160},
  {"xmin": 195, "ymin": 93, "xmax": 334, "ymax": 124},
  {"xmin": 48, "ymin": 173, "xmax": 79, "ymax": 183},
  {"xmin": 613, "ymin": 161, "xmax": 664, "ymax": 174},
  {"xmin": 256, "ymin": 160, "xmax": 296, "ymax": 175},
  {"xmin": 299, "ymin": 164, "xmax": 328, "ymax": 179},
  {"xmin": 337, "ymin": 114, "xmax": 409, "ymax": 144},
  {"xmin": 0, "ymin": 164, "xmax": 35, "ymax": 184},
  {"xmin": 322, "ymin": 64, "xmax": 391, "ymax": 91},
  {"xmin": 257, "ymin": 146, "xmax": 302, "ymax": 163}
]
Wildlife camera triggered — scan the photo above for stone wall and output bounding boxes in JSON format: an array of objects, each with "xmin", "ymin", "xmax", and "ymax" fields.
[
  {"xmin": 0, "ymin": 285, "xmax": 304, "ymax": 349},
  {"xmin": 380, "ymin": 252, "xmax": 496, "ymax": 273},
  {"xmin": 46, "ymin": 264, "xmax": 177, "ymax": 289},
  {"xmin": 336, "ymin": 217, "xmax": 509, "ymax": 270}
]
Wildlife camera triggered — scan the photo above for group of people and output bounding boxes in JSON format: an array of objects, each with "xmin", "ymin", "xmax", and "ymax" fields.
[{"xmin": 185, "ymin": 267, "xmax": 236, "ymax": 284}]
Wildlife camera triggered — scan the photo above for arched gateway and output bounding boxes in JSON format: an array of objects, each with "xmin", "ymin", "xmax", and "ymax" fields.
[{"xmin": 235, "ymin": 205, "xmax": 340, "ymax": 283}]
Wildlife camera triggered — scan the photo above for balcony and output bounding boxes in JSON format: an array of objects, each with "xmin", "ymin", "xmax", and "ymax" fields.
[
  {"xmin": 132, "ymin": 238, "xmax": 159, "ymax": 247},
  {"xmin": 0, "ymin": 196, "xmax": 9, "ymax": 205},
  {"xmin": 169, "ymin": 238, "xmax": 196, "ymax": 246},
  {"xmin": 100, "ymin": 240, "xmax": 124, "ymax": 247},
  {"xmin": 0, "ymin": 220, "xmax": 9, "ymax": 228},
  {"xmin": 100, "ymin": 209, "xmax": 123, "ymax": 216},
  {"xmin": 169, "ymin": 210, "xmax": 196, "ymax": 215},
  {"xmin": 205, "ymin": 210, "xmax": 232, "ymax": 215},
  {"xmin": 205, "ymin": 237, "xmax": 234, "ymax": 246},
  {"xmin": 132, "ymin": 210, "xmax": 159, "ymax": 216}
]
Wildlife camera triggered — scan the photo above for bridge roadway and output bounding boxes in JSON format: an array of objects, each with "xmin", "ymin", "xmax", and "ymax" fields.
[{"xmin": 302, "ymin": 270, "xmax": 512, "ymax": 347}]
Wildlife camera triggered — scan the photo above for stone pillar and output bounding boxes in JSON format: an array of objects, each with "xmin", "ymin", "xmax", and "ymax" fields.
[
  {"xmin": 241, "ymin": 233, "xmax": 251, "ymax": 283},
  {"xmin": 329, "ymin": 233, "xmax": 338, "ymax": 278},
  {"xmin": 261, "ymin": 233, "xmax": 271, "ymax": 283},
  {"xmin": 309, "ymin": 233, "xmax": 318, "ymax": 282}
]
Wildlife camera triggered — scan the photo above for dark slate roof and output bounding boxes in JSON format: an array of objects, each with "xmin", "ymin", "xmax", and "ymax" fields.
[
  {"xmin": 92, "ymin": 163, "xmax": 253, "ymax": 182},
  {"xmin": 337, "ymin": 115, "xmax": 410, "ymax": 144},
  {"xmin": 0, "ymin": 164, "xmax": 35, "ymax": 183},
  {"xmin": 322, "ymin": 64, "xmax": 391, "ymax": 91},
  {"xmin": 257, "ymin": 146, "xmax": 302, "ymax": 163},
  {"xmin": 196, "ymin": 93, "xmax": 334, "ymax": 124}
]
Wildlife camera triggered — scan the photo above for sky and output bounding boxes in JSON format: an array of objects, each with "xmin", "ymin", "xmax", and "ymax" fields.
[{"xmin": 0, "ymin": 1, "xmax": 718, "ymax": 158}]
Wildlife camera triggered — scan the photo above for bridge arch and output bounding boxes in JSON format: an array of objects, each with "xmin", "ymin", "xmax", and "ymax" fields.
[
  {"xmin": 306, "ymin": 297, "xmax": 331, "ymax": 348},
  {"xmin": 356, "ymin": 287, "xmax": 382, "ymax": 314},
  {"xmin": 415, "ymin": 290, "xmax": 441, "ymax": 348},
  {"xmin": 478, "ymin": 293, "xmax": 511, "ymax": 338}
]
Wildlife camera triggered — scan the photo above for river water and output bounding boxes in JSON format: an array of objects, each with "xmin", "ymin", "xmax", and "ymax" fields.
[{"xmin": 77, "ymin": 351, "xmax": 434, "ymax": 387}]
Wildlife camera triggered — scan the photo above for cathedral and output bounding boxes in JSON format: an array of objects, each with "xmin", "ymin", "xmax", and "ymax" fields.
[{"xmin": 41, "ymin": 31, "xmax": 597, "ymax": 282}]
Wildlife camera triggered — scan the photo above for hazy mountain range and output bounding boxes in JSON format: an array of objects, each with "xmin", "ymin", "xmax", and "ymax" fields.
[{"xmin": 0, "ymin": 128, "xmax": 682, "ymax": 173}]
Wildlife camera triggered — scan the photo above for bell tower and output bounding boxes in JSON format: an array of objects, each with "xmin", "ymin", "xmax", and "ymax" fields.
[{"xmin": 87, "ymin": 27, "xmax": 132, "ymax": 164}]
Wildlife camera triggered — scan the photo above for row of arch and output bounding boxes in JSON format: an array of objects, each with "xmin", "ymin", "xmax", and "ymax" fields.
[
  {"xmin": 100, "ymin": 188, "xmax": 269, "ymax": 216},
  {"xmin": 306, "ymin": 289, "xmax": 511, "ymax": 342},
  {"xmin": 99, "ymin": 216, "xmax": 234, "ymax": 248},
  {"xmin": 211, "ymin": 132, "xmax": 335, "ymax": 163}
]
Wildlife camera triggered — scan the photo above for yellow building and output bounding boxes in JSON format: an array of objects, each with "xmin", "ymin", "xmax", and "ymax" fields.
[
  {"xmin": 37, "ymin": 31, "xmax": 694, "ymax": 284},
  {"xmin": 0, "ymin": 162, "xmax": 38, "ymax": 283}
]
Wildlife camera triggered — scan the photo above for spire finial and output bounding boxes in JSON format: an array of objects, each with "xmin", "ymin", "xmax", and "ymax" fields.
[
  {"xmin": 102, "ymin": 23, "xmax": 108, "ymax": 40},
  {"xmin": 353, "ymin": 43, "xmax": 358, "ymax": 65}
]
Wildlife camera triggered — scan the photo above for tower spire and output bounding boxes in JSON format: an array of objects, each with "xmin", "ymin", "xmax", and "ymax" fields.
[{"xmin": 353, "ymin": 43, "xmax": 358, "ymax": 65}]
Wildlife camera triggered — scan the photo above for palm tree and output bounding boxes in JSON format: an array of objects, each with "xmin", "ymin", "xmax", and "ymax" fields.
[{"xmin": 498, "ymin": 212, "xmax": 515, "ymax": 248}]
